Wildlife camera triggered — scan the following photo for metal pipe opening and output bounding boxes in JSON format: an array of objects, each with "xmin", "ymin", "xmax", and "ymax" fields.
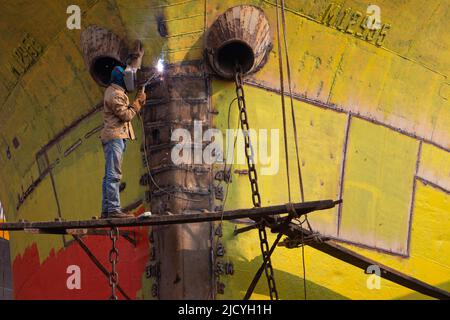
[
  {"xmin": 205, "ymin": 5, "xmax": 272, "ymax": 79},
  {"xmin": 216, "ymin": 40, "xmax": 255, "ymax": 75},
  {"xmin": 90, "ymin": 56, "xmax": 124, "ymax": 87},
  {"xmin": 81, "ymin": 26, "xmax": 128, "ymax": 87}
]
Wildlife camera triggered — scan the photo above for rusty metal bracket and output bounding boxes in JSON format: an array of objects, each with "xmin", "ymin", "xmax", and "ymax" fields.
[
  {"xmin": 215, "ymin": 170, "xmax": 232, "ymax": 183},
  {"xmin": 151, "ymin": 283, "xmax": 159, "ymax": 298},
  {"xmin": 214, "ymin": 185, "xmax": 224, "ymax": 201},
  {"xmin": 216, "ymin": 242, "xmax": 225, "ymax": 257},
  {"xmin": 215, "ymin": 224, "xmax": 223, "ymax": 237},
  {"xmin": 145, "ymin": 263, "xmax": 161, "ymax": 279},
  {"xmin": 216, "ymin": 282, "xmax": 226, "ymax": 295}
]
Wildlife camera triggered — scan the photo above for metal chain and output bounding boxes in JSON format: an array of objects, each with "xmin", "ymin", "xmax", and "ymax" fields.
[
  {"xmin": 234, "ymin": 70, "xmax": 261, "ymax": 208},
  {"xmin": 234, "ymin": 68, "xmax": 279, "ymax": 300},
  {"xmin": 108, "ymin": 227, "xmax": 119, "ymax": 300}
]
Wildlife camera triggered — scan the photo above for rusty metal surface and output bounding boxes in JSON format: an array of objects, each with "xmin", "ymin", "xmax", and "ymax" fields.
[
  {"xmin": 206, "ymin": 5, "xmax": 272, "ymax": 78},
  {"xmin": 0, "ymin": 239, "xmax": 13, "ymax": 300},
  {"xmin": 142, "ymin": 61, "xmax": 214, "ymax": 299},
  {"xmin": 80, "ymin": 26, "xmax": 128, "ymax": 86}
]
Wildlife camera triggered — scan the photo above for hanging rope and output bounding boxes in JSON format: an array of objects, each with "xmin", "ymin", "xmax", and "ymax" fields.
[
  {"xmin": 280, "ymin": 0, "xmax": 305, "ymax": 203},
  {"xmin": 277, "ymin": 0, "xmax": 310, "ymax": 300},
  {"xmin": 275, "ymin": 0, "xmax": 293, "ymax": 203}
]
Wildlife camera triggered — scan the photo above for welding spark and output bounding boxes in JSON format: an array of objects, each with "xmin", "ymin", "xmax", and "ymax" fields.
[{"xmin": 156, "ymin": 58, "xmax": 164, "ymax": 73}]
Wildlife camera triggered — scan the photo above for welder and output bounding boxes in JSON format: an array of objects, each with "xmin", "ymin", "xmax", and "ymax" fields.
[{"xmin": 100, "ymin": 66, "xmax": 146, "ymax": 219}]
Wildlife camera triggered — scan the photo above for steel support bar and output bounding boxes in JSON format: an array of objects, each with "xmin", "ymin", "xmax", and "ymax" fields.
[
  {"xmin": 20, "ymin": 228, "xmax": 138, "ymax": 246},
  {"xmin": 277, "ymin": 223, "xmax": 450, "ymax": 300},
  {"xmin": 243, "ymin": 232, "xmax": 284, "ymax": 300},
  {"xmin": 72, "ymin": 235, "xmax": 131, "ymax": 300},
  {"xmin": 0, "ymin": 200, "xmax": 338, "ymax": 233},
  {"xmin": 234, "ymin": 224, "xmax": 258, "ymax": 236}
]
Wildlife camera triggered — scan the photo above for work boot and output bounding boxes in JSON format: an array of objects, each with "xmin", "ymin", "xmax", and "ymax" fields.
[{"xmin": 108, "ymin": 210, "xmax": 135, "ymax": 219}]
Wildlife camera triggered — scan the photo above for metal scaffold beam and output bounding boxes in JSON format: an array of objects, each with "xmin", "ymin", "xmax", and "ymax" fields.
[
  {"xmin": 0, "ymin": 200, "xmax": 338, "ymax": 234},
  {"xmin": 3, "ymin": 198, "xmax": 448, "ymax": 300}
]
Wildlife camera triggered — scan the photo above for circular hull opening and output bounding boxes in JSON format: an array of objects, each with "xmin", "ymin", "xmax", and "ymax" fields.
[
  {"xmin": 90, "ymin": 56, "xmax": 124, "ymax": 87},
  {"xmin": 216, "ymin": 40, "xmax": 255, "ymax": 75}
]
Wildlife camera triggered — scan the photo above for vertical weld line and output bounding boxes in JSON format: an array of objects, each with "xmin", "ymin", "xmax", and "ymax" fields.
[
  {"xmin": 49, "ymin": 170, "xmax": 66, "ymax": 246},
  {"xmin": 406, "ymin": 140, "xmax": 423, "ymax": 256},
  {"xmin": 336, "ymin": 113, "xmax": 352, "ymax": 237},
  {"xmin": 327, "ymin": 50, "xmax": 345, "ymax": 105}
]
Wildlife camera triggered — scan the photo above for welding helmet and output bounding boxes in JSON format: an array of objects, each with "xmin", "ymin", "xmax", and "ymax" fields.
[{"xmin": 123, "ymin": 65, "xmax": 138, "ymax": 92}]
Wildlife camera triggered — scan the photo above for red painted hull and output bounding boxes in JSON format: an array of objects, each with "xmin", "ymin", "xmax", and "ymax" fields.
[{"xmin": 12, "ymin": 225, "xmax": 150, "ymax": 300}]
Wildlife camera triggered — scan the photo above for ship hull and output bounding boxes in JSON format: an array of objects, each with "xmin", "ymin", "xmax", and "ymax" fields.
[{"xmin": 0, "ymin": 0, "xmax": 449, "ymax": 300}]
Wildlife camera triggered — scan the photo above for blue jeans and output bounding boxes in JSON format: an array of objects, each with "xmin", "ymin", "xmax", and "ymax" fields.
[{"xmin": 102, "ymin": 139, "xmax": 127, "ymax": 214}]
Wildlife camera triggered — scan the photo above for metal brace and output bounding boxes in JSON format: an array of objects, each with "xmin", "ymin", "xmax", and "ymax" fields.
[
  {"xmin": 145, "ymin": 263, "xmax": 160, "ymax": 279},
  {"xmin": 217, "ymin": 282, "xmax": 226, "ymax": 295},
  {"xmin": 215, "ymin": 170, "xmax": 232, "ymax": 183},
  {"xmin": 215, "ymin": 185, "xmax": 224, "ymax": 201},
  {"xmin": 216, "ymin": 242, "xmax": 225, "ymax": 257}
]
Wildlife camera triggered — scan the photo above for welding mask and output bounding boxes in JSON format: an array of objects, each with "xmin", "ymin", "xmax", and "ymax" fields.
[{"xmin": 123, "ymin": 65, "xmax": 138, "ymax": 92}]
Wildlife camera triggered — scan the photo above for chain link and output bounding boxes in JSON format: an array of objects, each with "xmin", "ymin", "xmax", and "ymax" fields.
[
  {"xmin": 234, "ymin": 68, "xmax": 279, "ymax": 300},
  {"xmin": 108, "ymin": 227, "xmax": 119, "ymax": 300}
]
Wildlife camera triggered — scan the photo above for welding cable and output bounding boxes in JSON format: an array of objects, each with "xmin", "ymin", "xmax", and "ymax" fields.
[
  {"xmin": 280, "ymin": 1, "xmax": 305, "ymax": 204},
  {"xmin": 208, "ymin": 96, "xmax": 240, "ymax": 299},
  {"xmin": 217, "ymin": 97, "xmax": 240, "ymax": 227}
]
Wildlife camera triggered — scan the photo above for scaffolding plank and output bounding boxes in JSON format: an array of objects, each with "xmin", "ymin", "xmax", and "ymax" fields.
[{"xmin": 0, "ymin": 200, "xmax": 338, "ymax": 232}]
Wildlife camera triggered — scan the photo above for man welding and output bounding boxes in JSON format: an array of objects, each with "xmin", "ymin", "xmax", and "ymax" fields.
[{"xmin": 100, "ymin": 66, "xmax": 146, "ymax": 219}]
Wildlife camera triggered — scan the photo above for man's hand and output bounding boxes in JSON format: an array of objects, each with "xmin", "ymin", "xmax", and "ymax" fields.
[
  {"xmin": 135, "ymin": 89, "xmax": 146, "ymax": 106},
  {"xmin": 130, "ymin": 89, "xmax": 146, "ymax": 112}
]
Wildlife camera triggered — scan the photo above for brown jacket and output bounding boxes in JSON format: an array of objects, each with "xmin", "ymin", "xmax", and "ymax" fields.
[{"xmin": 100, "ymin": 84, "xmax": 146, "ymax": 142}]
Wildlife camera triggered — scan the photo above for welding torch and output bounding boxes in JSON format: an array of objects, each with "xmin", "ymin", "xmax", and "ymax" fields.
[
  {"xmin": 139, "ymin": 73, "xmax": 159, "ymax": 94},
  {"xmin": 139, "ymin": 59, "xmax": 165, "ymax": 94}
]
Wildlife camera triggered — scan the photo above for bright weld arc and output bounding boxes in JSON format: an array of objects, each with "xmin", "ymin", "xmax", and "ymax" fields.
[{"xmin": 156, "ymin": 58, "xmax": 164, "ymax": 73}]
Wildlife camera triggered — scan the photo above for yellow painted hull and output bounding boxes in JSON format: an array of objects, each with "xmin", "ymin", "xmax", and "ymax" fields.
[{"xmin": 0, "ymin": 0, "xmax": 449, "ymax": 299}]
